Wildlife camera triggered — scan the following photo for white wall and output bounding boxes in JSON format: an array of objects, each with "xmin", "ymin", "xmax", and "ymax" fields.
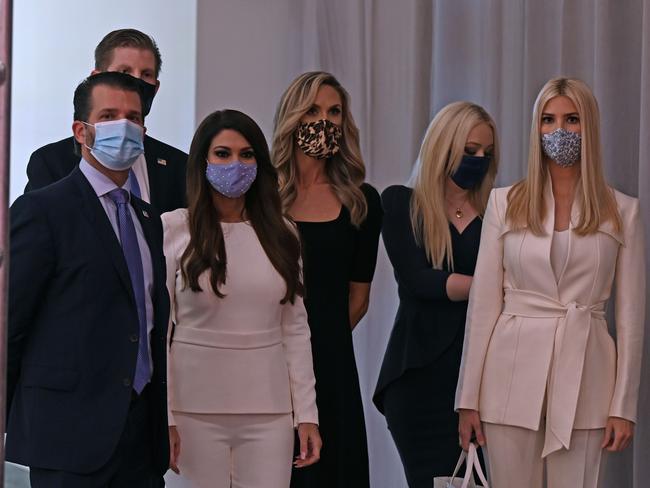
[{"xmin": 9, "ymin": 0, "xmax": 197, "ymax": 203}]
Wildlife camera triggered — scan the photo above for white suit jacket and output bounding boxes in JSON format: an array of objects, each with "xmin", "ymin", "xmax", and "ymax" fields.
[{"xmin": 455, "ymin": 183, "xmax": 646, "ymax": 456}]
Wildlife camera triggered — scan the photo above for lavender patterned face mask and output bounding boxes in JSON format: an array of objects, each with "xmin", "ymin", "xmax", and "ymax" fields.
[
  {"xmin": 206, "ymin": 160, "xmax": 257, "ymax": 198},
  {"xmin": 541, "ymin": 128, "xmax": 582, "ymax": 167}
]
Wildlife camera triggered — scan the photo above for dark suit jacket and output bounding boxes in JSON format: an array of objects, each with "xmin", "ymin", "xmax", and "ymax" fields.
[
  {"xmin": 372, "ymin": 185, "xmax": 481, "ymax": 414},
  {"xmin": 7, "ymin": 167, "xmax": 170, "ymax": 475},
  {"xmin": 24, "ymin": 134, "xmax": 187, "ymax": 213}
]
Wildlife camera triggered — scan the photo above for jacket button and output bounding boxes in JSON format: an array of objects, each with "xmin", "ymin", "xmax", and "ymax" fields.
[
  {"xmin": 123, "ymin": 378, "xmax": 132, "ymax": 387},
  {"xmin": 130, "ymin": 334, "xmax": 139, "ymax": 343}
]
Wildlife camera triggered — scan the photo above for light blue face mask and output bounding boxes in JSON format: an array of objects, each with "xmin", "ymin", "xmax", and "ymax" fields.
[{"xmin": 83, "ymin": 119, "xmax": 145, "ymax": 171}]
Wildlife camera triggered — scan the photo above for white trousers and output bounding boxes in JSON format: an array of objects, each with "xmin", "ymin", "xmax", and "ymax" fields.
[
  {"xmin": 482, "ymin": 422, "xmax": 607, "ymax": 488},
  {"xmin": 164, "ymin": 412, "xmax": 294, "ymax": 488}
]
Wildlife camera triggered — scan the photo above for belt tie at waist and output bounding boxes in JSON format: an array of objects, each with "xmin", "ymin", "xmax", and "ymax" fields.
[{"xmin": 502, "ymin": 288, "xmax": 606, "ymax": 457}]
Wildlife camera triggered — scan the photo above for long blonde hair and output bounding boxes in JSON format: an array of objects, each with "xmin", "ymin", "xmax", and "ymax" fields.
[
  {"xmin": 271, "ymin": 71, "xmax": 367, "ymax": 226},
  {"xmin": 507, "ymin": 77, "xmax": 621, "ymax": 235},
  {"xmin": 410, "ymin": 101, "xmax": 499, "ymax": 270}
]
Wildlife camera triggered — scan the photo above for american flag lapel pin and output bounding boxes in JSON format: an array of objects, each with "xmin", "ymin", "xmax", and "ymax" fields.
[{"xmin": 157, "ymin": 158, "xmax": 167, "ymax": 166}]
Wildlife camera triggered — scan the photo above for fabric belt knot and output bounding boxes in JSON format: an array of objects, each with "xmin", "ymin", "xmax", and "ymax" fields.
[
  {"xmin": 502, "ymin": 289, "xmax": 606, "ymax": 457},
  {"xmin": 107, "ymin": 188, "xmax": 151, "ymax": 393}
]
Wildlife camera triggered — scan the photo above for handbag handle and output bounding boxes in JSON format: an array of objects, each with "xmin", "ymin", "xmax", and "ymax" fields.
[
  {"xmin": 449, "ymin": 446, "xmax": 469, "ymax": 479},
  {"xmin": 448, "ymin": 443, "xmax": 490, "ymax": 488},
  {"xmin": 470, "ymin": 444, "xmax": 489, "ymax": 487}
]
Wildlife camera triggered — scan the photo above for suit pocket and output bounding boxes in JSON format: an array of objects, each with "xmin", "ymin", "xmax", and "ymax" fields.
[{"xmin": 22, "ymin": 365, "xmax": 80, "ymax": 391}]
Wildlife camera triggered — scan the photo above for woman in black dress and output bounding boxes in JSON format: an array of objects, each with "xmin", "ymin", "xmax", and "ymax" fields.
[
  {"xmin": 373, "ymin": 101, "xmax": 499, "ymax": 487},
  {"xmin": 271, "ymin": 71, "xmax": 382, "ymax": 488}
]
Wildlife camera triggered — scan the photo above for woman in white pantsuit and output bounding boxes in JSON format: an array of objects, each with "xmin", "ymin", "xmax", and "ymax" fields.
[
  {"xmin": 456, "ymin": 77, "xmax": 646, "ymax": 488},
  {"xmin": 163, "ymin": 110, "xmax": 321, "ymax": 488}
]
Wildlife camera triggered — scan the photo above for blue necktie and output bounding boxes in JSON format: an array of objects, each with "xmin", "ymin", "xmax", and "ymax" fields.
[
  {"xmin": 108, "ymin": 188, "xmax": 151, "ymax": 393},
  {"xmin": 128, "ymin": 169, "xmax": 142, "ymax": 199}
]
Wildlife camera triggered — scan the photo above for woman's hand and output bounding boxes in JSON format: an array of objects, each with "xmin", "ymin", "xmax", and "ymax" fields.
[
  {"xmin": 446, "ymin": 274, "xmax": 473, "ymax": 301},
  {"xmin": 458, "ymin": 409, "xmax": 485, "ymax": 451},
  {"xmin": 169, "ymin": 425, "xmax": 181, "ymax": 474},
  {"xmin": 601, "ymin": 417, "xmax": 634, "ymax": 451},
  {"xmin": 294, "ymin": 423, "xmax": 322, "ymax": 468}
]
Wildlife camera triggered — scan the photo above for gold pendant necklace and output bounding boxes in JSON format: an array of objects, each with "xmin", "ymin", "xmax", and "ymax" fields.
[{"xmin": 448, "ymin": 196, "xmax": 469, "ymax": 219}]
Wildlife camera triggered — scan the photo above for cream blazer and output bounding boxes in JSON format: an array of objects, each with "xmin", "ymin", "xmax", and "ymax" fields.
[
  {"xmin": 162, "ymin": 209, "xmax": 318, "ymax": 427},
  {"xmin": 455, "ymin": 183, "xmax": 646, "ymax": 456}
]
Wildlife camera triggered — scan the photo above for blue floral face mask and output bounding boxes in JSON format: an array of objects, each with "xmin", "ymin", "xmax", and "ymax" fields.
[
  {"xmin": 83, "ymin": 119, "xmax": 144, "ymax": 171},
  {"xmin": 205, "ymin": 160, "xmax": 257, "ymax": 198},
  {"xmin": 541, "ymin": 128, "xmax": 581, "ymax": 167}
]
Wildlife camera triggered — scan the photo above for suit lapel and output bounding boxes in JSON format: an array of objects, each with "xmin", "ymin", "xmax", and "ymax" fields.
[
  {"xmin": 71, "ymin": 168, "xmax": 137, "ymax": 307},
  {"xmin": 131, "ymin": 197, "xmax": 161, "ymax": 303},
  {"xmin": 131, "ymin": 197, "xmax": 158, "ymax": 260}
]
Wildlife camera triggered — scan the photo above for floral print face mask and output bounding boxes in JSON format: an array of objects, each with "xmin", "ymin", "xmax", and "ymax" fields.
[{"xmin": 541, "ymin": 128, "xmax": 582, "ymax": 167}]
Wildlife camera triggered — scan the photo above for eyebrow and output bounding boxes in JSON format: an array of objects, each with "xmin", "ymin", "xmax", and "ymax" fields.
[{"xmin": 212, "ymin": 145, "xmax": 254, "ymax": 151}]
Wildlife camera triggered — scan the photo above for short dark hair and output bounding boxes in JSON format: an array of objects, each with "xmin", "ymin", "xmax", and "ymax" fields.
[
  {"xmin": 72, "ymin": 72, "xmax": 143, "ymax": 155},
  {"xmin": 95, "ymin": 29, "xmax": 162, "ymax": 78},
  {"xmin": 73, "ymin": 71, "xmax": 143, "ymax": 122}
]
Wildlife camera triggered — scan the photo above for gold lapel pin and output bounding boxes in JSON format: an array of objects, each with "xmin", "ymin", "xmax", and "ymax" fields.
[{"xmin": 157, "ymin": 158, "xmax": 167, "ymax": 166}]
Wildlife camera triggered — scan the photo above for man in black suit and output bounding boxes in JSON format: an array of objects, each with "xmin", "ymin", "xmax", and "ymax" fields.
[
  {"xmin": 8, "ymin": 71, "xmax": 170, "ymax": 487},
  {"xmin": 24, "ymin": 28, "xmax": 187, "ymax": 213}
]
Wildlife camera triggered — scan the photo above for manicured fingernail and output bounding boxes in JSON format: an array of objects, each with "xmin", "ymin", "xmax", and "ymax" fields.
[{"xmin": 301, "ymin": 452, "xmax": 306, "ymax": 460}]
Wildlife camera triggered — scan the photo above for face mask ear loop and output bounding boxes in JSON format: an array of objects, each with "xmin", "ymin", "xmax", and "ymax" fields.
[{"xmin": 80, "ymin": 121, "xmax": 94, "ymax": 152}]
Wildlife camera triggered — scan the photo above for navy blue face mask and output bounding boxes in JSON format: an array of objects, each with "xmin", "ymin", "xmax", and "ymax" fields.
[{"xmin": 451, "ymin": 154, "xmax": 491, "ymax": 190}]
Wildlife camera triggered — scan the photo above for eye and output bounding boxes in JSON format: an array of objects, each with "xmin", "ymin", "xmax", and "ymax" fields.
[
  {"xmin": 306, "ymin": 106, "xmax": 318, "ymax": 115},
  {"xmin": 567, "ymin": 115, "xmax": 580, "ymax": 124},
  {"xmin": 128, "ymin": 115, "xmax": 142, "ymax": 123},
  {"xmin": 121, "ymin": 68, "xmax": 131, "ymax": 74},
  {"xmin": 240, "ymin": 150, "xmax": 255, "ymax": 160},
  {"xmin": 329, "ymin": 107, "xmax": 342, "ymax": 116},
  {"xmin": 541, "ymin": 115, "xmax": 554, "ymax": 124},
  {"xmin": 464, "ymin": 147, "xmax": 477, "ymax": 156},
  {"xmin": 215, "ymin": 149, "xmax": 230, "ymax": 159},
  {"xmin": 142, "ymin": 72, "xmax": 155, "ymax": 82}
]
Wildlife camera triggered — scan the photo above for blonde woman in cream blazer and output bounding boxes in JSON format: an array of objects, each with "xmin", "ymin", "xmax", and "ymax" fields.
[
  {"xmin": 163, "ymin": 110, "xmax": 320, "ymax": 488},
  {"xmin": 456, "ymin": 78, "xmax": 645, "ymax": 488}
]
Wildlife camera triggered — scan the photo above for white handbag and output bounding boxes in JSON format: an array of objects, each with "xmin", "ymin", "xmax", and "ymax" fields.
[{"xmin": 433, "ymin": 443, "xmax": 490, "ymax": 488}]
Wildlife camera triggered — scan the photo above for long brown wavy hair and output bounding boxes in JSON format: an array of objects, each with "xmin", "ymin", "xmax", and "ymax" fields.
[
  {"xmin": 271, "ymin": 71, "xmax": 368, "ymax": 226},
  {"xmin": 182, "ymin": 109, "xmax": 303, "ymax": 303}
]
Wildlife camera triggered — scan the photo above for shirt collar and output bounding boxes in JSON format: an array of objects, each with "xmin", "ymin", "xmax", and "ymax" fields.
[{"xmin": 79, "ymin": 159, "xmax": 133, "ymax": 200}]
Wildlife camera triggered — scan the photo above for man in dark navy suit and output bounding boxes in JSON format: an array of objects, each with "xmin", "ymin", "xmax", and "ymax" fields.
[
  {"xmin": 8, "ymin": 72, "xmax": 170, "ymax": 487},
  {"xmin": 24, "ymin": 28, "xmax": 187, "ymax": 214}
]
